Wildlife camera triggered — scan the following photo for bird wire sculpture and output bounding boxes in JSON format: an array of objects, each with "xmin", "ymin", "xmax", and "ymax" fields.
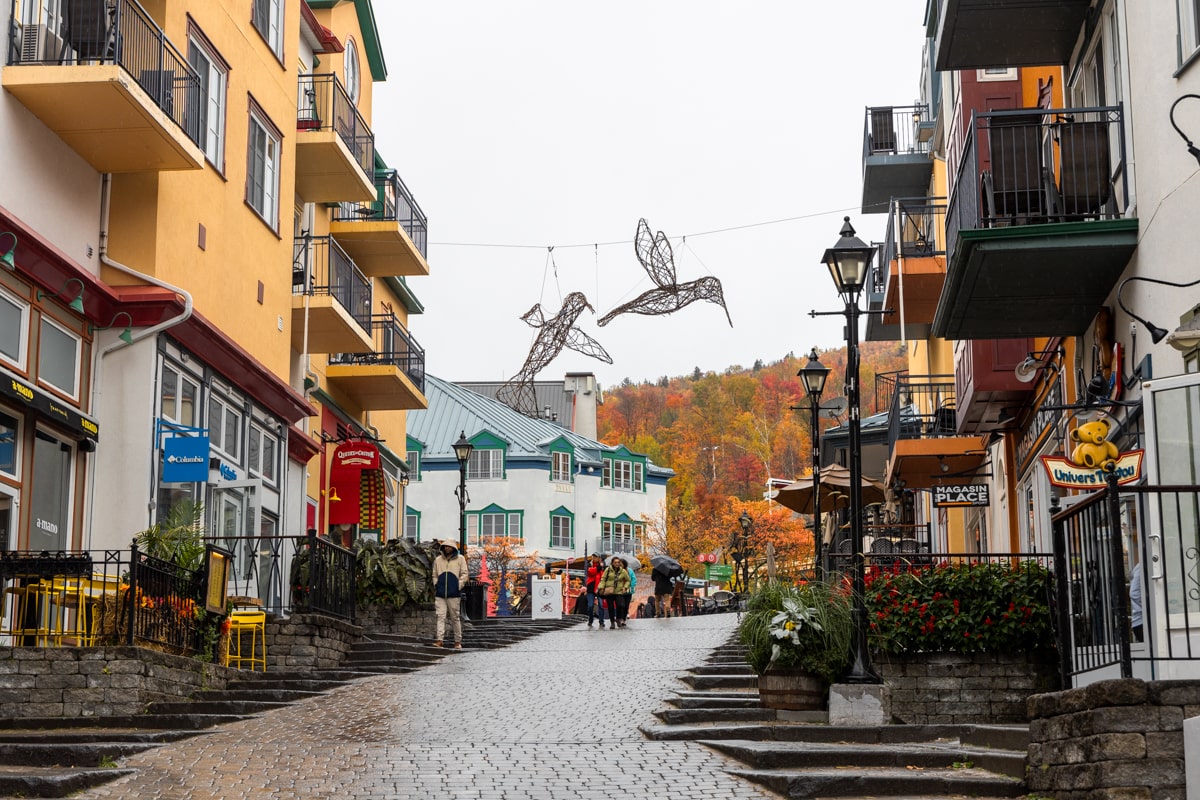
[
  {"xmin": 497, "ymin": 292, "xmax": 612, "ymax": 417},
  {"xmin": 597, "ymin": 218, "xmax": 733, "ymax": 327}
]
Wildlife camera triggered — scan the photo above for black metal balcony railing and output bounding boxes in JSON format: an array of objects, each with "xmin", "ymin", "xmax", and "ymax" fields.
[
  {"xmin": 293, "ymin": 235, "xmax": 372, "ymax": 329},
  {"xmin": 330, "ymin": 312, "xmax": 426, "ymax": 393},
  {"xmin": 945, "ymin": 105, "xmax": 1128, "ymax": 260},
  {"xmin": 292, "ymin": 531, "xmax": 356, "ymax": 622},
  {"xmin": 887, "ymin": 374, "xmax": 957, "ymax": 446},
  {"xmin": 334, "ymin": 170, "xmax": 429, "ymax": 258},
  {"xmin": 862, "ymin": 104, "xmax": 931, "ymax": 159},
  {"xmin": 297, "ymin": 73, "xmax": 375, "ymax": 177},
  {"xmin": 868, "ymin": 198, "xmax": 947, "ymax": 297},
  {"xmin": 5, "ymin": 0, "xmax": 202, "ymax": 145}
]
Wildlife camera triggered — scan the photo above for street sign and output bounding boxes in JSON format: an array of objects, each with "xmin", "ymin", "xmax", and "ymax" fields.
[{"xmin": 705, "ymin": 564, "xmax": 733, "ymax": 582}]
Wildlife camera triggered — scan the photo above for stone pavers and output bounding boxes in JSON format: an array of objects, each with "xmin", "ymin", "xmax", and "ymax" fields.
[{"xmin": 70, "ymin": 614, "xmax": 780, "ymax": 799}]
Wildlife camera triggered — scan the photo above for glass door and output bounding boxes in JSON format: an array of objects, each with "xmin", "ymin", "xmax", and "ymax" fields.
[
  {"xmin": 28, "ymin": 429, "xmax": 72, "ymax": 552},
  {"xmin": 0, "ymin": 484, "xmax": 17, "ymax": 554},
  {"xmin": 207, "ymin": 479, "xmax": 261, "ymax": 601}
]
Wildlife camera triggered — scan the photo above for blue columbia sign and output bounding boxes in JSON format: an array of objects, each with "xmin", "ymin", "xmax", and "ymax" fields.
[{"xmin": 163, "ymin": 435, "xmax": 210, "ymax": 483}]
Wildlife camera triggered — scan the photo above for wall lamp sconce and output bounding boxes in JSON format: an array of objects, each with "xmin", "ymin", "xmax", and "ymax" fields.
[
  {"xmin": 1117, "ymin": 275, "xmax": 1200, "ymax": 345},
  {"xmin": 398, "ymin": 471, "xmax": 410, "ymax": 488},
  {"xmin": 1165, "ymin": 311, "xmax": 1200, "ymax": 352},
  {"xmin": 37, "ymin": 278, "xmax": 86, "ymax": 314},
  {"xmin": 1170, "ymin": 94, "xmax": 1200, "ymax": 167},
  {"xmin": 1014, "ymin": 345, "xmax": 1063, "ymax": 383},
  {"xmin": 89, "ymin": 311, "xmax": 134, "ymax": 345},
  {"xmin": 0, "ymin": 232, "xmax": 16, "ymax": 270}
]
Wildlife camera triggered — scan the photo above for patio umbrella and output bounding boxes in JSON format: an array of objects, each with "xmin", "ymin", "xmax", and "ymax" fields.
[
  {"xmin": 649, "ymin": 554, "xmax": 683, "ymax": 577},
  {"xmin": 771, "ymin": 464, "xmax": 887, "ymax": 515},
  {"xmin": 608, "ymin": 553, "xmax": 641, "ymax": 571}
]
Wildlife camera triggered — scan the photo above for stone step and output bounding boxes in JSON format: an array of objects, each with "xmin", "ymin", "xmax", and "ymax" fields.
[
  {"xmin": 704, "ymin": 739, "xmax": 1027, "ymax": 779},
  {"xmin": 0, "ymin": 765, "xmax": 137, "ymax": 798},
  {"xmin": 197, "ymin": 688, "xmax": 327, "ymax": 703},
  {"xmin": 689, "ymin": 664, "xmax": 756, "ymax": 676},
  {"xmin": 0, "ymin": 729, "xmax": 204, "ymax": 745},
  {"xmin": 344, "ymin": 656, "xmax": 433, "ymax": 670},
  {"xmin": 654, "ymin": 707, "xmax": 778, "ymax": 725},
  {"xmin": 726, "ymin": 764, "xmax": 1026, "ymax": 798},
  {"xmin": 665, "ymin": 695, "xmax": 761, "ymax": 709},
  {"xmin": 0, "ymin": 714, "xmax": 245, "ymax": 731},
  {"xmin": 678, "ymin": 674, "xmax": 759, "ymax": 691},
  {"xmin": 146, "ymin": 700, "xmax": 290, "ymax": 716},
  {"xmin": 0, "ymin": 741, "xmax": 156, "ymax": 767}
]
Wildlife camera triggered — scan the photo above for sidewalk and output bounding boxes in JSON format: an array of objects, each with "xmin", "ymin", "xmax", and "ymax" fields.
[{"xmin": 71, "ymin": 614, "xmax": 778, "ymax": 800}]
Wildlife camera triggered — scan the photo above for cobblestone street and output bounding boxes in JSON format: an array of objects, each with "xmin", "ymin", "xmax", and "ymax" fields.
[{"xmin": 73, "ymin": 614, "xmax": 778, "ymax": 799}]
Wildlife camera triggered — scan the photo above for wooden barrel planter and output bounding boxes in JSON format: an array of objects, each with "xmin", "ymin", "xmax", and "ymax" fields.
[{"xmin": 758, "ymin": 668, "xmax": 826, "ymax": 710}]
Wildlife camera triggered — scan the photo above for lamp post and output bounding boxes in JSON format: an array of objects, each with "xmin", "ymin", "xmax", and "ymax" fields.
[
  {"xmin": 797, "ymin": 348, "xmax": 831, "ymax": 578},
  {"xmin": 814, "ymin": 216, "xmax": 881, "ymax": 684},
  {"xmin": 737, "ymin": 511, "xmax": 753, "ymax": 592},
  {"xmin": 452, "ymin": 431, "xmax": 473, "ymax": 555}
]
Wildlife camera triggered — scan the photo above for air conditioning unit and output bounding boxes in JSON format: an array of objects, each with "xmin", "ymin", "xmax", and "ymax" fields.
[{"xmin": 20, "ymin": 24, "xmax": 65, "ymax": 64}]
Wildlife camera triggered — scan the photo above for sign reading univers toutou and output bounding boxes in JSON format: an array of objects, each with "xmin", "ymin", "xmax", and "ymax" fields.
[
  {"xmin": 932, "ymin": 484, "xmax": 990, "ymax": 508},
  {"xmin": 530, "ymin": 576, "xmax": 563, "ymax": 620}
]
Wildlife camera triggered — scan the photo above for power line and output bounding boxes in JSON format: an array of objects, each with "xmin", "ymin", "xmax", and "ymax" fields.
[{"xmin": 429, "ymin": 204, "xmax": 861, "ymax": 251}]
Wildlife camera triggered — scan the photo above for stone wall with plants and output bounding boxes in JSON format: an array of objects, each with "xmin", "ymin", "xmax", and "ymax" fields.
[
  {"xmin": 0, "ymin": 645, "xmax": 229, "ymax": 718},
  {"xmin": 266, "ymin": 613, "xmax": 359, "ymax": 671},
  {"xmin": 1026, "ymin": 678, "xmax": 1200, "ymax": 799},
  {"xmin": 877, "ymin": 650, "xmax": 1060, "ymax": 724}
]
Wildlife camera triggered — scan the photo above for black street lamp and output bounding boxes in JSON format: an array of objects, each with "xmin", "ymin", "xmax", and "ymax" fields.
[
  {"xmin": 737, "ymin": 511, "xmax": 754, "ymax": 592},
  {"xmin": 814, "ymin": 216, "xmax": 881, "ymax": 685},
  {"xmin": 452, "ymin": 431, "xmax": 473, "ymax": 554},
  {"xmin": 797, "ymin": 348, "xmax": 831, "ymax": 578}
]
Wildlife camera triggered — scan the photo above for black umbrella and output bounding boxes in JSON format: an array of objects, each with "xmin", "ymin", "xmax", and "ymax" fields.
[{"xmin": 650, "ymin": 554, "xmax": 683, "ymax": 577}]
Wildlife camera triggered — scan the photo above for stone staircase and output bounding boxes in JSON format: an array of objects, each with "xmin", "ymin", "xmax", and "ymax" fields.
[
  {"xmin": 642, "ymin": 638, "xmax": 1031, "ymax": 799},
  {"xmin": 0, "ymin": 614, "xmax": 584, "ymax": 797}
]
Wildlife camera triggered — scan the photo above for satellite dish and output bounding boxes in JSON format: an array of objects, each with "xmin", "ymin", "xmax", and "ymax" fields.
[
  {"xmin": 820, "ymin": 397, "xmax": 849, "ymax": 419},
  {"xmin": 1014, "ymin": 355, "xmax": 1041, "ymax": 383}
]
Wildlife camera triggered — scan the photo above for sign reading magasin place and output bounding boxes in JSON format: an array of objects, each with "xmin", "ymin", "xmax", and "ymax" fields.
[{"xmin": 932, "ymin": 484, "xmax": 990, "ymax": 508}]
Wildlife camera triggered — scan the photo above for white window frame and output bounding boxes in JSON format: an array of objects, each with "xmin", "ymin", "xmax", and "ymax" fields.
[
  {"xmin": 160, "ymin": 362, "xmax": 201, "ymax": 426},
  {"xmin": 209, "ymin": 394, "xmax": 243, "ymax": 462},
  {"xmin": 976, "ymin": 67, "xmax": 1018, "ymax": 82},
  {"xmin": 0, "ymin": 405, "xmax": 21, "ymax": 480},
  {"xmin": 37, "ymin": 315, "xmax": 80, "ymax": 400},
  {"xmin": 550, "ymin": 514, "xmax": 572, "ymax": 548},
  {"xmin": 247, "ymin": 109, "xmax": 280, "ymax": 229},
  {"xmin": 404, "ymin": 509, "xmax": 420, "ymax": 541},
  {"xmin": 247, "ymin": 421, "xmax": 278, "ymax": 484},
  {"xmin": 467, "ymin": 449, "xmax": 503, "ymax": 480},
  {"xmin": 0, "ymin": 287, "xmax": 28, "ymax": 370},
  {"xmin": 252, "ymin": 0, "xmax": 283, "ymax": 59},
  {"xmin": 1180, "ymin": 0, "xmax": 1200, "ymax": 66},
  {"xmin": 551, "ymin": 451, "xmax": 571, "ymax": 482},
  {"xmin": 406, "ymin": 449, "xmax": 420, "ymax": 480},
  {"xmin": 343, "ymin": 38, "xmax": 360, "ymax": 105},
  {"xmin": 601, "ymin": 458, "xmax": 612, "ymax": 487},
  {"xmin": 633, "ymin": 462, "xmax": 644, "ymax": 492},
  {"xmin": 188, "ymin": 35, "xmax": 227, "ymax": 168}
]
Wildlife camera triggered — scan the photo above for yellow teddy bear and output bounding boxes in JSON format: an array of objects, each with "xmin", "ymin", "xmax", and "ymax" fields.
[{"xmin": 1070, "ymin": 419, "xmax": 1119, "ymax": 470}]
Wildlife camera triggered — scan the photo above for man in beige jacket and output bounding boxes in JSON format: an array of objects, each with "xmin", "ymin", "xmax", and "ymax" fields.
[{"xmin": 432, "ymin": 541, "xmax": 470, "ymax": 648}]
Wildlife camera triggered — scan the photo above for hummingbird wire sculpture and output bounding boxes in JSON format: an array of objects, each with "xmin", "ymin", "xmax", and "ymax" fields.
[
  {"xmin": 597, "ymin": 218, "xmax": 732, "ymax": 328},
  {"xmin": 497, "ymin": 292, "xmax": 612, "ymax": 417}
]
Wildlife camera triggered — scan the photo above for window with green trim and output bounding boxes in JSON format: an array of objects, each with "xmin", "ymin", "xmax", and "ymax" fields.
[
  {"xmin": 551, "ymin": 451, "xmax": 571, "ymax": 482},
  {"xmin": 404, "ymin": 507, "xmax": 420, "ymax": 541},
  {"xmin": 602, "ymin": 456, "xmax": 644, "ymax": 491},
  {"xmin": 467, "ymin": 506, "xmax": 521, "ymax": 544},
  {"xmin": 468, "ymin": 448, "xmax": 503, "ymax": 480},
  {"xmin": 601, "ymin": 519, "xmax": 643, "ymax": 552},
  {"xmin": 550, "ymin": 514, "xmax": 572, "ymax": 548}
]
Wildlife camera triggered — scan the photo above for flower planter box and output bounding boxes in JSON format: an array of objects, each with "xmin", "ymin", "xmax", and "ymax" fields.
[{"xmin": 758, "ymin": 667, "xmax": 826, "ymax": 711}]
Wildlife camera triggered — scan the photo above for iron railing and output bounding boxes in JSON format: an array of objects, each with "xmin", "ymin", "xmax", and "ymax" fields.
[
  {"xmin": 870, "ymin": 198, "xmax": 947, "ymax": 298},
  {"xmin": 5, "ymin": 0, "xmax": 202, "ymax": 145},
  {"xmin": 862, "ymin": 104, "xmax": 931, "ymax": 160},
  {"xmin": 297, "ymin": 73, "xmax": 375, "ymax": 177},
  {"xmin": 593, "ymin": 537, "xmax": 641, "ymax": 559},
  {"xmin": 292, "ymin": 531, "xmax": 356, "ymax": 621},
  {"xmin": 886, "ymin": 374, "xmax": 958, "ymax": 446},
  {"xmin": 945, "ymin": 105, "xmax": 1128, "ymax": 260},
  {"xmin": 293, "ymin": 235, "xmax": 372, "ymax": 329},
  {"xmin": 329, "ymin": 312, "xmax": 426, "ymax": 393},
  {"xmin": 334, "ymin": 170, "xmax": 429, "ymax": 258}
]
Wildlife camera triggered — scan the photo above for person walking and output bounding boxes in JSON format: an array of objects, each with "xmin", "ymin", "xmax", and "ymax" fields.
[
  {"xmin": 432, "ymin": 541, "xmax": 469, "ymax": 649},
  {"xmin": 597, "ymin": 556, "xmax": 632, "ymax": 629},
  {"xmin": 625, "ymin": 560, "xmax": 637, "ymax": 627},
  {"xmin": 652, "ymin": 569, "xmax": 675, "ymax": 618},
  {"xmin": 585, "ymin": 553, "xmax": 608, "ymax": 628}
]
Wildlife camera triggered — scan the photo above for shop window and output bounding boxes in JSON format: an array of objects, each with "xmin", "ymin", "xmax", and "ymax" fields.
[
  {"xmin": 248, "ymin": 421, "xmax": 278, "ymax": 484},
  {"xmin": 0, "ymin": 289, "xmax": 27, "ymax": 368},
  {"xmin": 0, "ymin": 409, "xmax": 19, "ymax": 478},
  {"xmin": 160, "ymin": 362, "xmax": 200, "ymax": 426},
  {"xmin": 29, "ymin": 429, "xmax": 72, "ymax": 551},
  {"xmin": 37, "ymin": 316, "xmax": 80, "ymax": 400},
  {"xmin": 209, "ymin": 394, "xmax": 243, "ymax": 461}
]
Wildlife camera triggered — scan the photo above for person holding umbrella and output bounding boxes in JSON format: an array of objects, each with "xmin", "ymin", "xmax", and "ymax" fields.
[{"xmin": 650, "ymin": 555, "xmax": 683, "ymax": 619}]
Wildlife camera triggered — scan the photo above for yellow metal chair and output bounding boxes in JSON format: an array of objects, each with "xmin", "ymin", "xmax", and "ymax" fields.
[{"xmin": 225, "ymin": 610, "xmax": 267, "ymax": 671}]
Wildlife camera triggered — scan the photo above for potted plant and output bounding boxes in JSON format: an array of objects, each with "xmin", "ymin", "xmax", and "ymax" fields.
[{"xmin": 738, "ymin": 580, "xmax": 853, "ymax": 710}]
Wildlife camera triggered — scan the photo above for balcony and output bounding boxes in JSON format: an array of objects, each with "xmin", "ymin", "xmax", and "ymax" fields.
[
  {"xmin": 933, "ymin": 0, "xmax": 1091, "ymax": 71},
  {"xmin": 292, "ymin": 236, "xmax": 372, "ymax": 354},
  {"xmin": 955, "ymin": 338, "xmax": 1036, "ymax": 434},
  {"xmin": 295, "ymin": 74, "xmax": 375, "ymax": 203},
  {"xmin": 884, "ymin": 375, "xmax": 989, "ymax": 491},
  {"xmin": 861, "ymin": 105, "xmax": 935, "ymax": 213},
  {"xmin": 327, "ymin": 314, "xmax": 427, "ymax": 410},
  {"xmin": 330, "ymin": 170, "xmax": 430, "ymax": 277},
  {"xmin": 2, "ymin": 0, "xmax": 203, "ymax": 172},
  {"xmin": 865, "ymin": 199, "xmax": 947, "ymax": 342},
  {"xmin": 936, "ymin": 106, "xmax": 1137, "ymax": 340}
]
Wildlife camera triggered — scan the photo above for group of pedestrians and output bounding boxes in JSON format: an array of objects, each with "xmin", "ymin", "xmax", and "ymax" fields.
[{"xmin": 585, "ymin": 552, "xmax": 636, "ymax": 629}]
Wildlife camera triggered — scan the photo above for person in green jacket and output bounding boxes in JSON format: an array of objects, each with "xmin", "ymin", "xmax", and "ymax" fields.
[{"xmin": 597, "ymin": 556, "xmax": 632, "ymax": 629}]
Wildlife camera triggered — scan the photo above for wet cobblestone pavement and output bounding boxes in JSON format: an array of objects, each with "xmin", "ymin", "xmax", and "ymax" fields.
[{"xmin": 74, "ymin": 613, "xmax": 780, "ymax": 799}]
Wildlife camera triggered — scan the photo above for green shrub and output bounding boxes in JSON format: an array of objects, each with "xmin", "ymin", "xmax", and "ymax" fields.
[
  {"xmin": 738, "ymin": 580, "xmax": 853, "ymax": 684},
  {"xmin": 354, "ymin": 538, "xmax": 438, "ymax": 608}
]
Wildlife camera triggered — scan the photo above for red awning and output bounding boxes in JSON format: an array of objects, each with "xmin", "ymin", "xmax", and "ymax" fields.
[{"xmin": 328, "ymin": 440, "xmax": 385, "ymax": 528}]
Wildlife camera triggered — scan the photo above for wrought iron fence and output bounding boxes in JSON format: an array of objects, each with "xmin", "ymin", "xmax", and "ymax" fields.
[
  {"xmin": 5, "ymin": 0, "xmax": 202, "ymax": 145},
  {"xmin": 296, "ymin": 73, "xmax": 375, "ymax": 176},
  {"xmin": 862, "ymin": 104, "xmax": 931, "ymax": 159},
  {"xmin": 292, "ymin": 235, "xmax": 373, "ymax": 329},
  {"xmin": 329, "ymin": 312, "xmax": 426, "ymax": 393},
  {"xmin": 334, "ymin": 170, "xmax": 429, "ymax": 258},
  {"xmin": 886, "ymin": 374, "xmax": 957, "ymax": 446},
  {"xmin": 292, "ymin": 531, "xmax": 356, "ymax": 621}
]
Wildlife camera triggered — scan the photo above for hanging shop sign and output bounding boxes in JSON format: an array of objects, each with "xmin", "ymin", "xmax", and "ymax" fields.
[
  {"xmin": 328, "ymin": 440, "xmax": 385, "ymax": 527},
  {"xmin": 0, "ymin": 365, "xmax": 99, "ymax": 440},
  {"xmin": 932, "ymin": 484, "xmax": 990, "ymax": 508},
  {"xmin": 1040, "ymin": 450, "xmax": 1144, "ymax": 489},
  {"xmin": 162, "ymin": 435, "xmax": 211, "ymax": 482}
]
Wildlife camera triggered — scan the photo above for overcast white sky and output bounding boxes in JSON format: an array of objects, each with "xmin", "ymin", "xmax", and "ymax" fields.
[{"xmin": 371, "ymin": 2, "xmax": 928, "ymax": 388}]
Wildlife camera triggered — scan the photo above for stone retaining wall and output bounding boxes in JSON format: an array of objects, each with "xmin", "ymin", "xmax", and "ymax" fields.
[
  {"xmin": 265, "ymin": 612, "xmax": 359, "ymax": 671},
  {"xmin": 877, "ymin": 650, "xmax": 1061, "ymax": 724},
  {"xmin": 1027, "ymin": 678, "xmax": 1200, "ymax": 800},
  {"xmin": 356, "ymin": 603, "xmax": 435, "ymax": 638},
  {"xmin": 0, "ymin": 646, "xmax": 229, "ymax": 718}
]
